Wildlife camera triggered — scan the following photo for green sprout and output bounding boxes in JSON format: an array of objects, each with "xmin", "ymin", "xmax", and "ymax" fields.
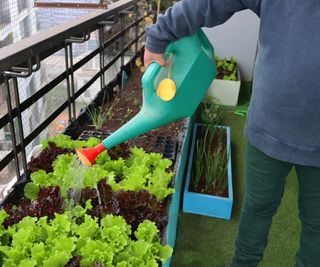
[
  {"xmin": 192, "ymin": 125, "xmax": 229, "ymax": 195},
  {"xmin": 86, "ymin": 106, "xmax": 109, "ymax": 130},
  {"xmin": 200, "ymin": 97, "xmax": 222, "ymax": 126}
]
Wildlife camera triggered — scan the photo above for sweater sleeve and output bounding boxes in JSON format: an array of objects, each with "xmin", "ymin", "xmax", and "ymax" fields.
[{"xmin": 145, "ymin": 0, "xmax": 261, "ymax": 53}]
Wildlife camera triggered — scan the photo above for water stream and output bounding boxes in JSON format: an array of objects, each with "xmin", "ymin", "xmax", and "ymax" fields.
[
  {"xmin": 65, "ymin": 156, "xmax": 103, "ymax": 219},
  {"xmin": 65, "ymin": 157, "xmax": 87, "ymax": 219}
]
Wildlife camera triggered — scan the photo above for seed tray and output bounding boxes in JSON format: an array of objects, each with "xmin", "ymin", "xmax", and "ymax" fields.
[
  {"xmin": 154, "ymin": 135, "xmax": 178, "ymax": 162},
  {"xmin": 78, "ymin": 130, "xmax": 103, "ymax": 140}
]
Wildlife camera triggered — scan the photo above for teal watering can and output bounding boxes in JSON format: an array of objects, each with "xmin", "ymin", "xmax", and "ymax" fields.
[{"xmin": 77, "ymin": 29, "xmax": 217, "ymax": 166}]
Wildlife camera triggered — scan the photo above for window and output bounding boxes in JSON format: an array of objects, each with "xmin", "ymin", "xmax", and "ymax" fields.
[
  {"xmin": 3, "ymin": 125, "xmax": 11, "ymax": 141},
  {"xmin": 0, "ymin": 33, "xmax": 14, "ymax": 49},
  {"xmin": 0, "ymin": 0, "xmax": 11, "ymax": 28},
  {"xmin": 20, "ymin": 17, "xmax": 30, "ymax": 39},
  {"xmin": 17, "ymin": 0, "xmax": 28, "ymax": 13}
]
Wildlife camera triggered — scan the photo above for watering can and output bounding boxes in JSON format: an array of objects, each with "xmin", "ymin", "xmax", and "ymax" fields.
[{"xmin": 77, "ymin": 29, "xmax": 217, "ymax": 166}]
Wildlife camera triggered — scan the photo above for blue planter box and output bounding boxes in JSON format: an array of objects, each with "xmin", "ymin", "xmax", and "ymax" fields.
[
  {"xmin": 162, "ymin": 114, "xmax": 196, "ymax": 267},
  {"xmin": 183, "ymin": 123, "xmax": 233, "ymax": 220}
]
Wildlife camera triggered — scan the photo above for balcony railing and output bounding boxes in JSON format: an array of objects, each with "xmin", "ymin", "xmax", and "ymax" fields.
[{"xmin": 0, "ymin": 0, "xmax": 151, "ymax": 194}]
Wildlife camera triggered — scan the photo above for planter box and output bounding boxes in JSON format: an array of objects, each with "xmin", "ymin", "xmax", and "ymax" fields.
[
  {"xmin": 205, "ymin": 69, "xmax": 241, "ymax": 106},
  {"xmin": 183, "ymin": 123, "xmax": 233, "ymax": 220},
  {"xmin": 0, "ymin": 116, "xmax": 195, "ymax": 267},
  {"xmin": 162, "ymin": 114, "xmax": 196, "ymax": 267}
]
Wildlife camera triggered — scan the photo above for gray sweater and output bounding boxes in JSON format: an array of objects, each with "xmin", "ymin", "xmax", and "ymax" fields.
[{"xmin": 146, "ymin": 0, "xmax": 320, "ymax": 167}]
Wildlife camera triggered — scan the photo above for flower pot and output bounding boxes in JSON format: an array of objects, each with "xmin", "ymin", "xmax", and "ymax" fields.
[
  {"xmin": 205, "ymin": 68, "xmax": 241, "ymax": 106},
  {"xmin": 183, "ymin": 123, "xmax": 233, "ymax": 220}
]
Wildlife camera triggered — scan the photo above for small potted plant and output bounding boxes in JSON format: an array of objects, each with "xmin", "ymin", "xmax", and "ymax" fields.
[
  {"xmin": 183, "ymin": 102, "xmax": 233, "ymax": 220},
  {"xmin": 205, "ymin": 56, "xmax": 241, "ymax": 106}
]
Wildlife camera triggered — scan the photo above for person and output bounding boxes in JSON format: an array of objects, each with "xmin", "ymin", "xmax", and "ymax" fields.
[{"xmin": 143, "ymin": 1, "xmax": 320, "ymax": 266}]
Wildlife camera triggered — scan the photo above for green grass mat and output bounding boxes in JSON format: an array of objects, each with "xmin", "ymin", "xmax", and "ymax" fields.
[{"xmin": 171, "ymin": 110, "xmax": 300, "ymax": 267}]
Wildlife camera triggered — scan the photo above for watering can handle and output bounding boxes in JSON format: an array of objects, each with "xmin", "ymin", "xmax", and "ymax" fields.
[
  {"xmin": 142, "ymin": 43, "xmax": 173, "ymax": 91},
  {"xmin": 196, "ymin": 29, "xmax": 214, "ymax": 58},
  {"xmin": 142, "ymin": 61, "xmax": 162, "ymax": 90}
]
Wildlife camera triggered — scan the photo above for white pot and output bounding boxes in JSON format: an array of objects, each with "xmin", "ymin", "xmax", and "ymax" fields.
[{"xmin": 205, "ymin": 69, "xmax": 241, "ymax": 106}]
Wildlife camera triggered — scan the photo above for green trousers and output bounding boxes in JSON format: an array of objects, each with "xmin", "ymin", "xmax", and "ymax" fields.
[{"xmin": 232, "ymin": 143, "xmax": 320, "ymax": 267}]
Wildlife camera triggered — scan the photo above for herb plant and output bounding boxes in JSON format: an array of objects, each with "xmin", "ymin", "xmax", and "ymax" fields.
[
  {"xmin": 200, "ymin": 96, "xmax": 222, "ymax": 126},
  {"xmin": 215, "ymin": 56, "xmax": 237, "ymax": 81},
  {"xmin": 191, "ymin": 125, "xmax": 229, "ymax": 195},
  {"xmin": 86, "ymin": 106, "xmax": 109, "ymax": 130}
]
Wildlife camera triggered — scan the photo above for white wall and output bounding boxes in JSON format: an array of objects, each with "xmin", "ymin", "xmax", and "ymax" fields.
[{"xmin": 203, "ymin": 10, "xmax": 260, "ymax": 81}]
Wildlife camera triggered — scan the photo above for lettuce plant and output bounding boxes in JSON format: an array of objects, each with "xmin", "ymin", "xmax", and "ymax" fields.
[
  {"xmin": 28, "ymin": 146, "xmax": 174, "ymax": 201},
  {"xmin": 41, "ymin": 134, "xmax": 100, "ymax": 150},
  {"xmin": 0, "ymin": 206, "xmax": 172, "ymax": 267},
  {"xmin": 215, "ymin": 56, "xmax": 238, "ymax": 81}
]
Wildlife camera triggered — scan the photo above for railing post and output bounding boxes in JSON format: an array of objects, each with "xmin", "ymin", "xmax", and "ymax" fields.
[
  {"xmin": 98, "ymin": 25, "xmax": 106, "ymax": 92},
  {"xmin": 120, "ymin": 12, "xmax": 125, "ymax": 68},
  {"xmin": 65, "ymin": 31, "xmax": 91, "ymax": 121},
  {"xmin": 64, "ymin": 44, "xmax": 73, "ymax": 123},
  {"xmin": 135, "ymin": 3, "xmax": 139, "ymax": 53},
  {"xmin": 2, "ymin": 56, "xmax": 40, "ymax": 180},
  {"xmin": 99, "ymin": 17, "xmax": 118, "ymax": 103},
  {"xmin": 3, "ymin": 76, "xmax": 21, "ymax": 180},
  {"xmin": 69, "ymin": 44, "xmax": 76, "ymax": 121},
  {"xmin": 12, "ymin": 77, "xmax": 27, "ymax": 176}
]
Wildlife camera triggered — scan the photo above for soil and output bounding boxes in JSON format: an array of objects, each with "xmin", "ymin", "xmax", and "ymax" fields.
[{"xmin": 70, "ymin": 63, "xmax": 182, "ymax": 156}]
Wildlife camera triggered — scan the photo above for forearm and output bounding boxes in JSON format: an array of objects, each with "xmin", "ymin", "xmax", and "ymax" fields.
[{"xmin": 146, "ymin": 0, "xmax": 260, "ymax": 53}]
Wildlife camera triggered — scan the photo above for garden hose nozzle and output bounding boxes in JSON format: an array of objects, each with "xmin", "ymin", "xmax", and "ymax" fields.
[{"xmin": 76, "ymin": 143, "xmax": 105, "ymax": 166}]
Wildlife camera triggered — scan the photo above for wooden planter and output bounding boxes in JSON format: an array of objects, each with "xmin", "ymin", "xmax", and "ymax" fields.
[{"xmin": 183, "ymin": 123, "xmax": 233, "ymax": 220}]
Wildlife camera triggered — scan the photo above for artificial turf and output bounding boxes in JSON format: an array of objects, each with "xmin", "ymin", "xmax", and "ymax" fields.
[{"xmin": 171, "ymin": 101, "xmax": 300, "ymax": 267}]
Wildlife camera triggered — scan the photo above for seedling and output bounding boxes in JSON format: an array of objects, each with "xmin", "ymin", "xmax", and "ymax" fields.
[
  {"xmin": 200, "ymin": 97, "xmax": 222, "ymax": 126},
  {"xmin": 86, "ymin": 106, "xmax": 109, "ymax": 130},
  {"xmin": 124, "ymin": 108, "xmax": 133, "ymax": 119}
]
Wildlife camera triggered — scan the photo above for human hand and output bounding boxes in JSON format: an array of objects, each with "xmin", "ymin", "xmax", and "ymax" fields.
[{"xmin": 144, "ymin": 48, "xmax": 166, "ymax": 69}]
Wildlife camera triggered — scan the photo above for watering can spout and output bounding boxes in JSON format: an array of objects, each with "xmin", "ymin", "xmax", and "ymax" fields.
[
  {"xmin": 101, "ymin": 108, "xmax": 166, "ymax": 149},
  {"xmin": 76, "ymin": 144, "xmax": 105, "ymax": 166},
  {"xmin": 77, "ymin": 29, "xmax": 217, "ymax": 166},
  {"xmin": 76, "ymin": 109, "xmax": 170, "ymax": 166}
]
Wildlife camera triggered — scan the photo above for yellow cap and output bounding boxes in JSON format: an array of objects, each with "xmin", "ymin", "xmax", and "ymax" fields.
[{"xmin": 156, "ymin": 78, "xmax": 176, "ymax": 101}]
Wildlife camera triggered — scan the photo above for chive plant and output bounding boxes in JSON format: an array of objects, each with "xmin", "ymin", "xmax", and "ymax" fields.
[
  {"xmin": 86, "ymin": 106, "xmax": 109, "ymax": 130},
  {"xmin": 201, "ymin": 96, "xmax": 222, "ymax": 126},
  {"xmin": 83, "ymin": 89, "xmax": 120, "ymax": 130},
  {"xmin": 191, "ymin": 108, "xmax": 229, "ymax": 195}
]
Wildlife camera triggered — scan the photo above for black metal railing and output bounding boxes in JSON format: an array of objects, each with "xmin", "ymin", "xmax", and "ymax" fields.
[{"xmin": 0, "ymin": 0, "xmax": 151, "ymax": 185}]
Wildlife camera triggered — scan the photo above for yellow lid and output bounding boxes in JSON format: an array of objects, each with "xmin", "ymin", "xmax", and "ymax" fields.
[{"xmin": 156, "ymin": 78, "xmax": 176, "ymax": 101}]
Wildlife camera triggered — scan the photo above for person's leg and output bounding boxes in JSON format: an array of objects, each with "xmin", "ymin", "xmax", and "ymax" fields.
[
  {"xmin": 295, "ymin": 165, "xmax": 320, "ymax": 267},
  {"xmin": 232, "ymin": 143, "xmax": 292, "ymax": 267}
]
